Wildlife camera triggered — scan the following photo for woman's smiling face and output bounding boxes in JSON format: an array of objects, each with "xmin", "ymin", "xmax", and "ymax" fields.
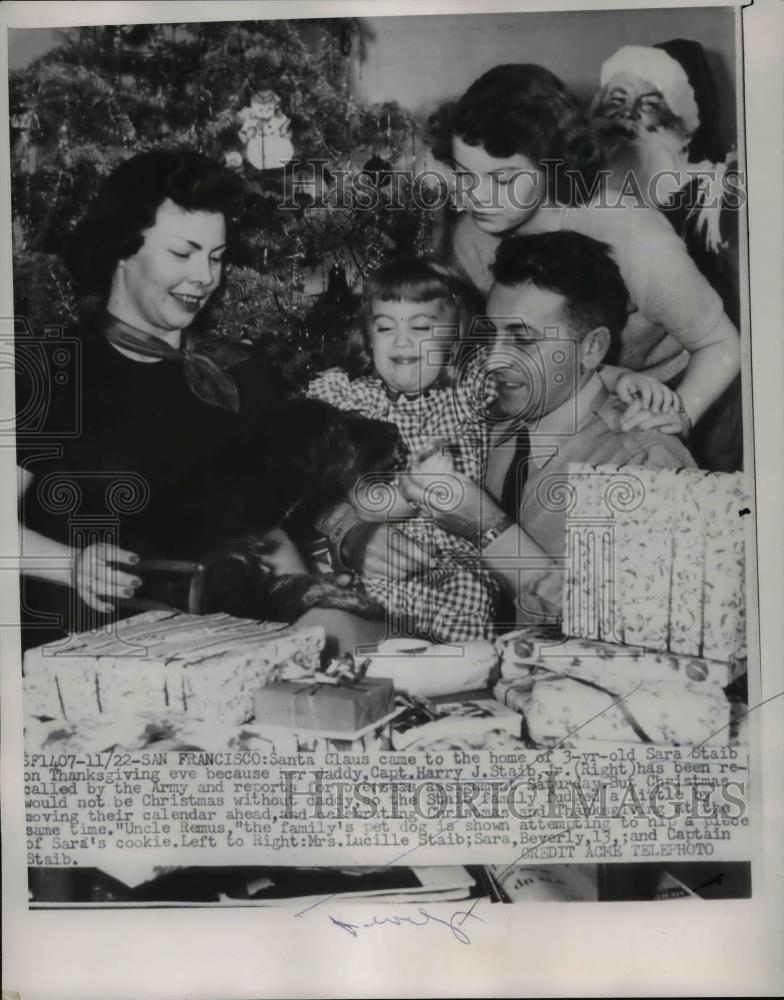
[
  {"xmin": 115, "ymin": 198, "xmax": 226, "ymax": 336},
  {"xmin": 369, "ymin": 297, "xmax": 455, "ymax": 395}
]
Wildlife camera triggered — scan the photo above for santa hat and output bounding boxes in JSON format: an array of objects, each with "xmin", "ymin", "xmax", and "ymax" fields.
[
  {"xmin": 600, "ymin": 39, "xmax": 732, "ymax": 252},
  {"xmin": 654, "ymin": 39, "xmax": 726, "ymax": 164},
  {"xmin": 600, "ymin": 44, "xmax": 700, "ymax": 132},
  {"xmin": 600, "ymin": 40, "xmax": 726, "ymax": 163}
]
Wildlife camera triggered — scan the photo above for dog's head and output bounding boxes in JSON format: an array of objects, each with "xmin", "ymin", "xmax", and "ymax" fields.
[{"xmin": 267, "ymin": 399, "xmax": 408, "ymax": 512}]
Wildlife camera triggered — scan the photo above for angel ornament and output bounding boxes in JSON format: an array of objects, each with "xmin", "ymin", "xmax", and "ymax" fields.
[{"xmin": 237, "ymin": 90, "xmax": 294, "ymax": 171}]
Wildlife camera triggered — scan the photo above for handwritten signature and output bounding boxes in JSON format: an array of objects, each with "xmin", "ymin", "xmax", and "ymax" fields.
[{"xmin": 329, "ymin": 905, "xmax": 483, "ymax": 945}]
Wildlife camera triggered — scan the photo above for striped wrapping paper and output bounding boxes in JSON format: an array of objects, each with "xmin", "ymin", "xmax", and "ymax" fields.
[
  {"xmin": 23, "ymin": 610, "xmax": 325, "ymax": 726},
  {"xmin": 562, "ymin": 465, "xmax": 748, "ymax": 662}
]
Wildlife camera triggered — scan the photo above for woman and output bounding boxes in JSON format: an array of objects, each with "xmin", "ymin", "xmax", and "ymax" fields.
[
  {"xmin": 16, "ymin": 149, "xmax": 287, "ymax": 648},
  {"xmin": 428, "ymin": 64, "xmax": 741, "ymax": 456}
]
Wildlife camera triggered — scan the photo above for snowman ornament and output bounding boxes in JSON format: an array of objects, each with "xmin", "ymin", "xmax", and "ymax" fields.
[{"xmin": 237, "ymin": 90, "xmax": 294, "ymax": 171}]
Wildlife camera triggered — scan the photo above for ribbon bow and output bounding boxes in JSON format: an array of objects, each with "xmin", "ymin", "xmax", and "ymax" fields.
[{"xmin": 103, "ymin": 313, "xmax": 249, "ymax": 412}]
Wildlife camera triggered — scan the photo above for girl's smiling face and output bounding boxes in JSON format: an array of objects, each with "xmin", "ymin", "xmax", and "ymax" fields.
[
  {"xmin": 369, "ymin": 298, "xmax": 455, "ymax": 395},
  {"xmin": 451, "ymin": 136, "xmax": 546, "ymax": 236},
  {"xmin": 113, "ymin": 198, "xmax": 226, "ymax": 337}
]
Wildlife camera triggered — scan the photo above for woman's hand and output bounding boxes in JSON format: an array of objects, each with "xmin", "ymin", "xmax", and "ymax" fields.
[{"xmin": 74, "ymin": 542, "xmax": 141, "ymax": 612}]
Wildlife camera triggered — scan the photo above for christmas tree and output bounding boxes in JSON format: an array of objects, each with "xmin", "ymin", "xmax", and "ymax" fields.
[{"xmin": 9, "ymin": 19, "xmax": 439, "ymax": 385}]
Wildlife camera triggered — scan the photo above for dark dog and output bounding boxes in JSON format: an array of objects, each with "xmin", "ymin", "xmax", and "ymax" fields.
[
  {"xmin": 147, "ymin": 399, "xmax": 408, "ymax": 623},
  {"xmin": 263, "ymin": 398, "xmax": 408, "ymax": 524}
]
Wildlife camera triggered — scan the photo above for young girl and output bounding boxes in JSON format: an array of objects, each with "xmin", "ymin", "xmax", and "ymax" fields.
[
  {"xmin": 307, "ymin": 258, "xmax": 498, "ymax": 642},
  {"xmin": 306, "ymin": 257, "xmax": 676, "ymax": 642},
  {"xmin": 429, "ymin": 63, "xmax": 741, "ymax": 452}
]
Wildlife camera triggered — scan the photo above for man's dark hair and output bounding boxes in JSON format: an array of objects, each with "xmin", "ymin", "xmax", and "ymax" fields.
[
  {"xmin": 429, "ymin": 64, "xmax": 603, "ymax": 203},
  {"xmin": 69, "ymin": 148, "xmax": 245, "ymax": 298},
  {"xmin": 492, "ymin": 230, "xmax": 630, "ymax": 353}
]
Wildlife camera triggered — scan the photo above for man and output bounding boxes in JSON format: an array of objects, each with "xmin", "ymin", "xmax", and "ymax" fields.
[
  {"xmin": 590, "ymin": 39, "xmax": 742, "ymax": 472},
  {"xmin": 392, "ymin": 230, "xmax": 697, "ymax": 624}
]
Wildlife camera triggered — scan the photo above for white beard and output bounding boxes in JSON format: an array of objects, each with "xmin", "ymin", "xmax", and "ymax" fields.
[{"xmin": 600, "ymin": 121, "xmax": 694, "ymax": 207}]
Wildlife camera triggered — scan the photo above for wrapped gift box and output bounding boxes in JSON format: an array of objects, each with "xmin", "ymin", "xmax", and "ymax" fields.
[
  {"xmin": 500, "ymin": 674, "xmax": 731, "ymax": 746},
  {"xmin": 24, "ymin": 711, "xmax": 284, "ymax": 754},
  {"xmin": 562, "ymin": 465, "xmax": 748, "ymax": 661},
  {"xmin": 24, "ymin": 610, "xmax": 325, "ymax": 726},
  {"xmin": 496, "ymin": 629, "xmax": 734, "ymax": 693},
  {"xmin": 392, "ymin": 697, "xmax": 522, "ymax": 750},
  {"xmin": 363, "ymin": 638, "xmax": 498, "ymax": 698},
  {"xmin": 254, "ymin": 678, "xmax": 395, "ymax": 734}
]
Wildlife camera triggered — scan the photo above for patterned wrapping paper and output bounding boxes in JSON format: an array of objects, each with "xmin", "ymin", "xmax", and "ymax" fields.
[
  {"xmin": 494, "ymin": 626, "xmax": 737, "ymax": 746},
  {"xmin": 25, "ymin": 711, "xmax": 284, "ymax": 753},
  {"xmin": 562, "ymin": 465, "xmax": 748, "ymax": 661},
  {"xmin": 495, "ymin": 673, "xmax": 734, "ymax": 746},
  {"xmin": 24, "ymin": 610, "xmax": 325, "ymax": 725},
  {"xmin": 669, "ymin": 512, "xmax": 704, "ymax": 655},
  {"xmin": 509, "ymin": 675, "xmax": 731, "ymax": 746},
  {"xmin": 24, "ymin": 711, "xmax": 397, "ymax": 755},
  {"xmin": 495, "ymin": 629, "xmax": 734, "ymax": 692}
]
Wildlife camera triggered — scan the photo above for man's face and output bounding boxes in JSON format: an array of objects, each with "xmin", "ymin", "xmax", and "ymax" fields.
[
  {"xmin": 485, "ymin": 281, "xmax": 589, "ymax": 425},
  {"xmin": 592, "ymin": 71, "xmax": 689, "ymax": 143}
]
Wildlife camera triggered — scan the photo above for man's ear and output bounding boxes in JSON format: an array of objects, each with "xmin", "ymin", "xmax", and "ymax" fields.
[{"xmin": 580, "ymin": 326, "xmax": 611, "ymax": 371}]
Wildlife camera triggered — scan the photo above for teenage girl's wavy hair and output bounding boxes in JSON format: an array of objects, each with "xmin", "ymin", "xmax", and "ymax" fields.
[
  {"xmin": 349, "ymin": 257, "xmax": 482, "ymax": 381},
  {"xmin": 428, "ymin": 64, "xmax": 604, "ymax": 205},
  {"xmin": 68, "ymin": 148, "xmax": 245, "ymax": 301}
]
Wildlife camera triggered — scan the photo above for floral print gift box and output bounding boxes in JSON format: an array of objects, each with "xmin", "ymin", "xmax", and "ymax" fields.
[{"xmin": 561, "ymin": 465, "xmax": 748, "ymax": 662}]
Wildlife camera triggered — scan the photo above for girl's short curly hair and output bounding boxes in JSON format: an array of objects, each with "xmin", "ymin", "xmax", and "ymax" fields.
[
  {"xmin": 68, "ymin": 148, "xmax": 245, "ymax": 299},
  {"xmin": 429, "ymin": 64, "xmax": 603, "ymax": 204}
]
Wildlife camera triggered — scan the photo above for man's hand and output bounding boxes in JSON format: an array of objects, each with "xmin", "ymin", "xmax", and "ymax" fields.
[
  {"xmin": 398, "ymin": 469, "xmax": 505, "ymax": 542},
  {"xmin": 342, "ymin": 521, "xmax": 430, "ymax": 580}
]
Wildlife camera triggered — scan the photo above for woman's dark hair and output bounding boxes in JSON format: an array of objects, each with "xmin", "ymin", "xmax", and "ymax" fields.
[
  {"xmin": 68, "ymin": 149, "xmax": 245, "ymax": 298},
  {"xmin": 429, "ymin": 64, "xmax": 603, "ymax": 204},
  {"xmin": 349, "ymin": 257, "xmax": 481, "ymax": 377},
  {"xmin": 492, "ymin": 230, "xmax": 629, "ymax": 359}
]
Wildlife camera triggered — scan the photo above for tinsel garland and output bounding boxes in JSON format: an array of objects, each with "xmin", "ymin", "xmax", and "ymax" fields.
[{"xmin": 10, "ymin": 20, "xmax": 435, "ymax": 388}]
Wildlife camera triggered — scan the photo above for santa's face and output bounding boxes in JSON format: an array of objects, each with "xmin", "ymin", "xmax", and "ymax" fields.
[
  {"xmin": 592, "ymin": 72, "xmax": 689, "ymax": 140},
  {"xmin": 591, "ymin": 71, "xmax": 693, "ymax": 205}
]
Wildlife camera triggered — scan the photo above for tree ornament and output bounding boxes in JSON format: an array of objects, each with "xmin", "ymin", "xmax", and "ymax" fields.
[
  {"xmin": 361, "ymin": 153, "xmax": 392, "ymax": 187},
  {"xmin": 324, "ymin": 262, "xmax": 351, "ymax": 306},
  {"xmin": 292, "ymin": 160, "xmax": 335, "ymax": 210},
  {"xmin": 340, "ymin": 22, "xmax": 353, "ymax": 57},
  {"xmin": 12, "ymin": 215, "xmax": 27, "ymax": 252},
  {"xmin": 224, "ymin": 150, "xmax": 244, "ymax": 173},
  {"xmin": 11, "ymin": 109, "xmax": 38, "ymax": 174},
  {"xmin": 237, "ymin": 90, "xmax": 294, "ymax": 171}
]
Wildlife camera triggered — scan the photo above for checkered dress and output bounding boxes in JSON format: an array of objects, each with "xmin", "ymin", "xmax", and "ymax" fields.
[{"xmin": 306, "ymin": 366, "xmax": 500, "ymax": 641}]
